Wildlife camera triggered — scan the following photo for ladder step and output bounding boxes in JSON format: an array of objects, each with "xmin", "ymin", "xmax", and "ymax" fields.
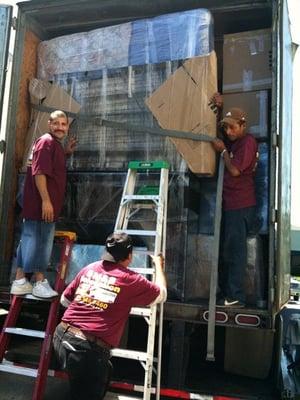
[
  {"xmin": 123, "ymin": 203, "xmax": 156, "ymax": 210},
  {"xmin": 0, "ymin": 308, "xmax": 8, "ymax": 316},
  {"xmin": 123, "ymin": 195, "xmax": 159, "ymax": 201},
  {"xmin": 111, "ymin": 348, "xmax": 149, "ymax": 362},
  {"xmin": 132, "ymin": 248, "xmax": 154, "ymax": 256},
  {"xmin": 121, "ymin": 229, "xmax": 157, "ymax": 236},
  {"xmin": 0, "ymin": 361, "xmax": 38, "ymax": 377},
  {"xmin": 105, "ymin": 393, "xmax": 143, "ymax": 400},
  {"xmin": 128, "ymin": 160, "xmax": 169, "ymax": 170},
  {"xmin": 21, "ymin": 294, "xmax": 54, "ymax": 302},
  {"xmin": 130, "ymin": 307, "xmax": 151, "ymax": 317},
  {"xmin": 4, "ymin": 327, "xmax": 46, "ymax": 338}
]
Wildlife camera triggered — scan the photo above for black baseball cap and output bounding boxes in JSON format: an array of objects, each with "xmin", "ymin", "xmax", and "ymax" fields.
[{"xmin": 102, "ymin": 232, "xmax": 133, "ymax": 263}]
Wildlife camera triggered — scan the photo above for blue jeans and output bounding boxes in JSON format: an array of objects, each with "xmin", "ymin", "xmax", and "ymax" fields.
[
  {"xmin": 219, "ymin": 206, "xmax": 256, "ymax": 303},
  {"xmin": 53, "ymin": 323, "xmax": 112, "ymax": 400},
  {"xmin": 16, "ymin": 219, "xmax": 55, "ymax": 273}
]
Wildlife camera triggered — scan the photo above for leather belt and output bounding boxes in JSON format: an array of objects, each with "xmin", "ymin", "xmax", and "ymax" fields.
[{"xmin": 60, "ymin": 321, "xmax": 112, "ymax": 350}]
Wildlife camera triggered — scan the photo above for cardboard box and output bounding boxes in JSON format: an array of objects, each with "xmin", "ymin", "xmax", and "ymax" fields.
[
  {"xmin": 22, "ymin": 79, "xmax": 81, "ymax": 169},
  {"xmin": 145, "ymin": 51, "xmax": 217, "ymax": 175},
  {"xmin": 223, "ymin": 29, "xmax": 272, "ymax": 93},
  {"xmin": 223, "ymin": 90, "xmax": 269, "ymax": 138}
]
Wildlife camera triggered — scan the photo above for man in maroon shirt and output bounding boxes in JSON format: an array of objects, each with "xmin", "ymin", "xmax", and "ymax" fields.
[
  {"xmin": 53, "ymin": 232, "xmax": 167, "ymax": 400},
  {"xmin": 10, "ymin": 110, "xmax": 77, "ymax": 298},
  {"xmin": 211, "ymin": 104, "xmax": 258, "ymax": 307}
]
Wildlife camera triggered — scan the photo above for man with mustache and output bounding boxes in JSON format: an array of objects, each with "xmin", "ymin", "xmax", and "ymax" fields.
[{"xmin": 11, "ymin": 110, "xmax": 77, "ymax": 298}]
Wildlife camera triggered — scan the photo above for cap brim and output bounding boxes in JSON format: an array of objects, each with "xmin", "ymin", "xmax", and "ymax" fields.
[
  {"xmin": 220, "ymin": 116, "xmax": 238, "ymax": 125},
  {"xmin": 101, "ymin": 251, "xmax": 116, "ymax": 263}
]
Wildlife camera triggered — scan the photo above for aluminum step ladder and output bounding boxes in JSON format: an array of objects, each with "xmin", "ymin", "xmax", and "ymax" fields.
[
  {"xmin": 0, "ymin": 230, "xmax": 76, "ymax": 400},
  {"xmin": 112, "ymin": 160, "xmax": 169, "ymax": 400}
]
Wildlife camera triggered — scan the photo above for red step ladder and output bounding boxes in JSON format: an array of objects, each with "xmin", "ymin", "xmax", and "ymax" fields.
[{"xmin": 0, "ymin": 230, "xmax": 76, "ymax": 400}]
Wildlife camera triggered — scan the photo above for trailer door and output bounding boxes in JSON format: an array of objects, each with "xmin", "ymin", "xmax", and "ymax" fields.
[
  {"xmin": 0, "ymin": 5, "xmax": 12, "ymax": 180},
  {"xmin": 275, "ymin": 0, "xmax": 294, "ymax": 309}
]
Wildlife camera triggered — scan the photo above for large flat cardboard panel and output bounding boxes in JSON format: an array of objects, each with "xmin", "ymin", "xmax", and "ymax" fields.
[
  {"xmin": 223, "ymin": 90, "xmax": 269, "ymax": 139},
  {"xmin": 223, "ymin": 29, "xmax": 272, "ymax": 93},
  {"xmin": 145, "ymin": 51, "xmax": 217, "ymax": 175}
]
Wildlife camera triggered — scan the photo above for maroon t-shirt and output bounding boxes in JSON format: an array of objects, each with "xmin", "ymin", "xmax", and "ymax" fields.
[
  {"xmin": 22, "ymin": 133, "xmax": 66, "ymax": 221},
  {"xmin": 62, "ymin": 260, "xmax": 161, "ymax": 348},
  {"xmin": 223, "ymin": 134, "xmax": 258, "ymax": 211}
]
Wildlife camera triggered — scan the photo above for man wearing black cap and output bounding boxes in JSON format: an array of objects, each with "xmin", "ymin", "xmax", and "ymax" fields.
[
  {"xmin": 53, "ymin": 232, "xmax": 166, "ymax": 400},
  {"xmin": 211, "ymin": 96, "xmax": 259, "ymax": 308}
]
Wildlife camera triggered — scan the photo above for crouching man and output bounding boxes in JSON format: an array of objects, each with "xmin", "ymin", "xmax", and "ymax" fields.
[{"xmin": 53, "ymin": 232, "xmax": 167, "ymax": 400}]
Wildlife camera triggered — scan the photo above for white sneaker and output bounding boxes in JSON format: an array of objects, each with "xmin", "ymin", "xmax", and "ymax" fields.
[
  {"xmin": 10, "ymin": 280, "xmax": 33, "ymax": 295},
  {"xmin": 32, "ymin": 279, "xmax": 58, "ymax": 298}
]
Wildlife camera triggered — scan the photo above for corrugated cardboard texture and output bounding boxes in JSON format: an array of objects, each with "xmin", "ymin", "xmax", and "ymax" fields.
[
  {"xmin": 223, "ymin": 90, "xmax": 269, "ymax": 139},
  {"xmin": 223, "ymin": 29, "xmax": 272, "ymax": 93},
  {"xmin": 145, "ymin": 51, "xmax": 217, "ymax": 175}
]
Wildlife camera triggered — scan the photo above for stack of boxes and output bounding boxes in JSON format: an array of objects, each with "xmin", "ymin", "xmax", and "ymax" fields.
[
  {"xmin": 30, "ymin": 8, "xmax": 217, "ymax": 301},
  {"xmin": 223, "ymin": 29, "xmax": 271, "ymax": 306},
  {"xmin": 21, "ymin": 12, "xmax": 271, "ymax": 306},
  {"xmin": 222, "ymin": 28, "xmax": 271, "ymax": 234}
]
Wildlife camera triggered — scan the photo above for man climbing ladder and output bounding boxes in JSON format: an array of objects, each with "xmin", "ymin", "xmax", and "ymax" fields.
[
  {"xmin": 53, "ymin": 233, "xmax": 167, "ymax": 400},
  {"xmin": 53, "ymin": 161, "xmax": 169, "ymax": 400}
]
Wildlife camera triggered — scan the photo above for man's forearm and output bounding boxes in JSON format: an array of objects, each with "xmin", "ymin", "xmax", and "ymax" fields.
[
  {"xmin": 35, "ymin": 174, "xmax": 54, "ymax": 222},
  {"xmin": 60, "ymin": 293, "xmax": 71, "ymax": 308},
  {"xmin": 35, "ymin": 174, "xmax": 51, "ymax": 201},
  {"xmin": 222, "ymin": 151, "xmax": 241, "ymax": 177},
  {"xmin": 152, "ymin": 256, "xmax": 167, "ymax": 303},
  {"xmin": 155, "ymin": 263, "xmax": 167, "ymax": 289}
]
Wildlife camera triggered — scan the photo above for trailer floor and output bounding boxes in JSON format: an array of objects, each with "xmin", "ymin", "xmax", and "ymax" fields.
[
  {"xmin": 186, "ymin": 369, "xmax": 279, "ymax": 400},
  {"xmin": 0, "ymin": 303, "xmax": 280, "ymax": 400},
  {"xmin": 0, "ymin": 372, "xmax": 142, "ymax": 400},
  {"xmin": 0, "ymin": 329, "xmax": 280, "ymax": 400},
  {"xmin": 0, "ymin": 371, "xmax": 279, "ymax": 400}
]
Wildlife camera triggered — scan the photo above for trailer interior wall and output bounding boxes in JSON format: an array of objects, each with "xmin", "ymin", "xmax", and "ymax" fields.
[{"xmin": 0, "ymin": 26, "xmax": 40, "ymax": 281}]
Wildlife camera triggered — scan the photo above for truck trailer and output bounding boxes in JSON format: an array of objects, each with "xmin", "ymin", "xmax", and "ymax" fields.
[{"xmin": 0, "ymin": 0, "xmax": 297, "ymax": 399}]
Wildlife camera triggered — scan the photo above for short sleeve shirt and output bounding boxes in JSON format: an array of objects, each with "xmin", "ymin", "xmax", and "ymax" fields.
[
  {"xmin": 223, "ymin": 134, "xmax": 258, "ymax": 211},
  {"xmin": 22, "ymin": 133, "xmax": 66, "ymax": 221},
  {"xmin": 62, "ymin": 260, "xmax": 161, "ymax": 347}
]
